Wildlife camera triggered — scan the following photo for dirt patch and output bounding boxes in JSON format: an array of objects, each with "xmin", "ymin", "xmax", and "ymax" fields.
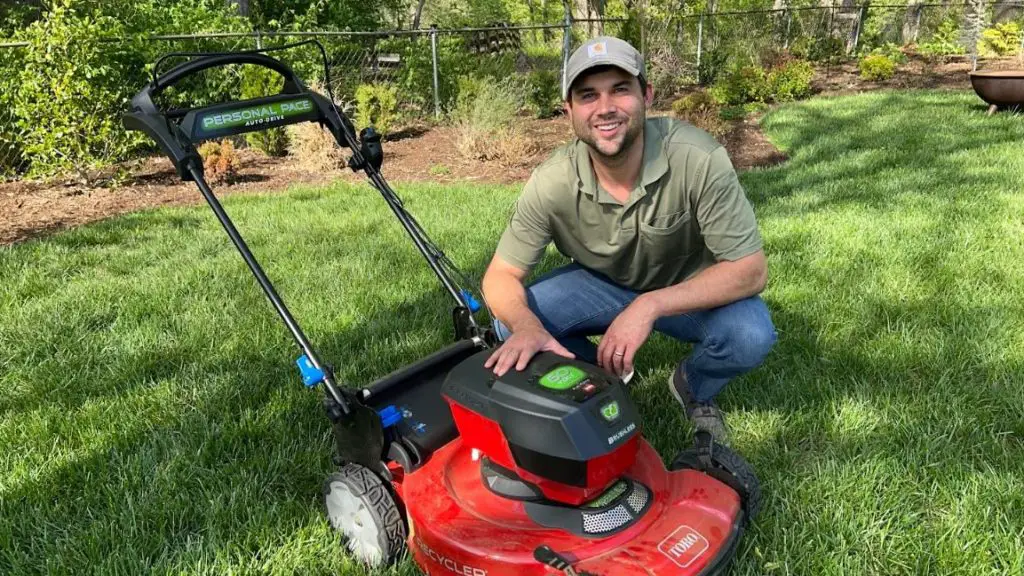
[
  {"xmin": 810, "ymin": 54, "xmax": 1021, "ymax": 96},
  {"xmin": 0, "ymin": 112, "xmax": 790, "ymax": 247}
]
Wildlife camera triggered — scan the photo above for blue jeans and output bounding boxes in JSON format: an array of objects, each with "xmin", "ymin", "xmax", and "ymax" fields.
[{"xmin": 492, "ymin": 264, "xmax": 776, "ymax": 403}]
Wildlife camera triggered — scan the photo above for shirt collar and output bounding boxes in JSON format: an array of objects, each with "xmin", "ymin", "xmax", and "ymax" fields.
[{"xmin": 573, "ymin": 118, "xmax": 669, "ymax": 204}]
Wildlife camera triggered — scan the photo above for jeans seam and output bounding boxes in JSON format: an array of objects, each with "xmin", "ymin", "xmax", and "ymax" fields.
[
  {"xmin": 552, "ymin": 304, "xmax": 626, "ymax": 338},
  {"xmin": 681, "ymin": 313, "xmax": 712, "ymax": 371}
]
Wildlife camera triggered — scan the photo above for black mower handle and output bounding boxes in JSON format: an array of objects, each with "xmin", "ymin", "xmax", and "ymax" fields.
[{"xmin": 151, "ymin": 52, "xmax": 305, "ymax": 96}]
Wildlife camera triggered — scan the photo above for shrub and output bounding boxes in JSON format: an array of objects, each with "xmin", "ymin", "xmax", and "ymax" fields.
[
  {"xmin": 10, "ymin": 4, "xmax": 149, "ymax": 177},
  {"xmin": 671, "ymin": 90, "xmax": 728, "ymax": 139},
  {"xmin": 767, "ymin": 59, "xmax": 815, "ymax": 102},
  {"xmin": 0, "ymin": 44, "xmax": 24, "ymax": 177},
  {"xmin": 672, "ymin": 90, "xmax": 717, "ymax": 115},
  {"xmin": 285, "ymin": 80, "xmax": 348, "ymax": 173},
  {"xmin": 646, "ymin": 42, "xmax": 697, "ymax": 95},
  {"xmin": 710, "ymin": 58, "xmax": 814, "ymax": 106},
  {"xmin": 491, "ymin": 125, "xmax": 541, "ymax": 168},
  {"xmin": 977, "ymin": 22, "xmax": 1022, "ymax": 58},
  {"xmin": 918, "ymin": 18, "xmax": 966, "ymax": 58},
  {"xmin": 710, "ymin": 65, "xmax": 769, "ymax": 106},
  {"xmin": 354, "ymin": 83, "xmax": 399, "ymax": 138},
  {"xmin": 868, "ymin": 42, "xmax": 908, "ymax": 65},
  {"xmin": 859, "ymin": 53, "xmax": 897, "ymax": 81},
  {"xmin": 240, "ymin": 64, "xmax": 289, "ymax": 156},
  {"xmin": 286, "ymin": 122, "xmax": 347, "ymax": 173},
  {"xmin": 452, "ymin": 77, "xmax": 527, "ymax": 162},
  {"xmin": 198, "ymin": 139, "xmax": 241, "ymax": 183},
  {"xmin": 526, "ymin": 69, "xmax": 562, "ymax": 119}
]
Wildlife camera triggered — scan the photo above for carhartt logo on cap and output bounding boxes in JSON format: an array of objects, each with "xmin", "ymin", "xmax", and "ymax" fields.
[{"xmin": 587, "ymin": 41, "xmax": 607, "ymax": 58}]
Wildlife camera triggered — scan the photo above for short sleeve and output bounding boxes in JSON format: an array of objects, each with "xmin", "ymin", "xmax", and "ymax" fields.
[
  {"xmin": 495, "ymin": 175, "xmax": 552, "ymax": 271},
  {"xmin": 693, "ymin": 147, "xmax": 763, "ymax": 262}
]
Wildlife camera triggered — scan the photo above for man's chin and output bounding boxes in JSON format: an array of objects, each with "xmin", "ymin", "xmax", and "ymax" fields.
[{"xmin": 593, "ymin": 140, "xmax": 626, "ymax": 158}]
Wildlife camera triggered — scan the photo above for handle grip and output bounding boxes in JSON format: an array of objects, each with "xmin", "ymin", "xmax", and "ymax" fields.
[{"xmin": 152, "ymin": 52, "xmax": 304, "ymax": 96}]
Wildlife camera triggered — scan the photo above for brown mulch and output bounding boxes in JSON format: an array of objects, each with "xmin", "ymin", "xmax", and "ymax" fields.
[
  {"xmin": 811, "ymin": 54, "xmax": 1020, "ymax": 96},
  {"xmin": 0, "ymin": 112, "xmax": 790, "ymax": 247},
  {"xmin": 0, "ymin": 56, "xmax": 986, "ymax": 247}
]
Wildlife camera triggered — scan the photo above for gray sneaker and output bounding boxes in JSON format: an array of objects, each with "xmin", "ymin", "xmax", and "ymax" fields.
[{"xmin": 668, "ymin": 368, "xmax": 729, "ymax": 443}]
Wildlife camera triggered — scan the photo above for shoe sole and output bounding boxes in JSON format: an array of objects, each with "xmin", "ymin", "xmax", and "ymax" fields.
[{"xmin": 667, "ymin": 370, "xmax": 694, "ymax": 412}]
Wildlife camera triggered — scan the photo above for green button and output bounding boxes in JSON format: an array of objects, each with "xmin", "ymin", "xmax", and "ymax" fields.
[
  {"xmin": 601, "ymin": 401, "xmax": 620, "ymax": 421},
  {"xmin": 539, "ymin": 365, "xmax": 586, "ymax": 390}
]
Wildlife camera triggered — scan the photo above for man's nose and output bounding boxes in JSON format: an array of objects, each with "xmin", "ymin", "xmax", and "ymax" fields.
[{"xmin": 596, "ymin": 92, "xmax": 618, "ymax": 115}]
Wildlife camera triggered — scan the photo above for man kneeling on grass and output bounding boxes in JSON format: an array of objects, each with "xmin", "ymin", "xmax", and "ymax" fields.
[{"xmin": 479, "ymin": 36, "xmax": 776, "ymax": 443}]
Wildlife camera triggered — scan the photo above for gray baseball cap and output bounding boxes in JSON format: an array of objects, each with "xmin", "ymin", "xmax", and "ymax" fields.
[{"xmin": 562, "ymin": 36, "xmax": 646, "ymax": 101}]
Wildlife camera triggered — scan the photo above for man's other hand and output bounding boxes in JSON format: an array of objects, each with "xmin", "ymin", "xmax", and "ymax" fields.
[{"xmin": 597, "ymin": 298, "xmax": 657, "ymax": 377}]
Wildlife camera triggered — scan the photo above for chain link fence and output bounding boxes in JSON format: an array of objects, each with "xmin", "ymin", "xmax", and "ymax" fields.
[
  {"xmin": 1, "ymin": 2, "xmax": 1021, "ymax": 180},
  {"xmin": 0, "ymin": 23, "xmax": 570, "ymax": 180},
  {"xmin": 636, "ymin": 1, "xmax": 1023, "ymax": 100}
]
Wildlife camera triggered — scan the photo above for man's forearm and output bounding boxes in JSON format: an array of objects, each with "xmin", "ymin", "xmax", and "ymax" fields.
[
  {"xmin": 482, "ymin": 270, "xmax": 545, "ymax": 333},
  {"xmin": 639, "ymin": 252, "xmax": 768, "ymax": 319}
]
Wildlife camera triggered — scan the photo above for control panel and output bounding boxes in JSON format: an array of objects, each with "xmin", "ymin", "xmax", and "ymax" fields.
[{"xmin": 535, "ymin": 364, "xmax": 607, "ymax": 403}]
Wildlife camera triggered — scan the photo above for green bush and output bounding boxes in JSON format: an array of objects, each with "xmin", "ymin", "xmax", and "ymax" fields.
[
  {"xmin": 671, "ymin": 89, "xmax": 727, "ymax": 139},
  {"xmin": 859, "ymin": 53, "xmax": 897, "ymax": 81},
  {"xmin": 10, "ymin": 4, "xmax": 149, "ymax": 177},
  {"xmin": 918, "ymin": 18, "xmax": 966, "ymax": 57},
  {"xmin": 709, "ymin": 59, "xmax": 814, "ymax": 105},
  {"xmin": 526, "ymin": 69, "xmax": 562, "ymax": 119},
  {"xmin": 867, "ymin": 42, "xmax": 907, "ymax": 64},
  {"xmin": 671, "ymin": 89, "xmax": 717, "ymax": 115},
  {"xmin": 0, "ymin": 41, "xmax": 24, "ymax": 177},
  {"xmin": 354, "ymin": 83, "xmax": 399, "ymax": 138},
  {"xmin": 767, "ymin": 59, "xmax": 815, "ymax": 102},
  {"xmin": 452, "ymin": 76, "xmax": 525, "ymax": 157},
  {"xmin": 240, "ymin": 64, "xmax": 289, "ymax": 156},
  {"xmin": 710, "ymin": 65, "xmax": 769, "ymax": 106},
  {"xmin": 977, "ymin": 22, "xmax": 1022, "ymax": 58},
  {"xmin": 698, "ymin": 45, "xmax": 730, "ymax": 87}
]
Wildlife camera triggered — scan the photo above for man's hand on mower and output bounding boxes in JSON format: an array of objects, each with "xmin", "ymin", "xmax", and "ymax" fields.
[
  {"xmin": 597, "ymin": 299, "xmax": 657, "ymax": 377},
  {"xmin": 484, "ymin": 323, "xmax": 574, "ymax": 377}
]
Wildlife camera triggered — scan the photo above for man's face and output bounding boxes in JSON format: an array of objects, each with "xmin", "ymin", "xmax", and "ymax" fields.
[{"xmin": 566, "ymin": 67, "xmax": 653, "ymax": 161}]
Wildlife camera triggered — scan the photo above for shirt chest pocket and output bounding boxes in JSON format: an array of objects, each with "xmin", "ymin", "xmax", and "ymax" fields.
[{"xmin": 637, "ymin": 210, "xmax": 697, "ymax": 262}]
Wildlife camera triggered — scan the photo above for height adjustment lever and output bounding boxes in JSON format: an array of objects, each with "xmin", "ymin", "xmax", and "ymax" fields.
[{"xmin": 533, "ymin": 545, "xmax": 580, "ymax": 576}]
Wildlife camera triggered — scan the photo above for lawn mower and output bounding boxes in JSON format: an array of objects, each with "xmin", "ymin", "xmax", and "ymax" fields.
[{"xmin": 124, "ymin": 41, "xmax": 762, "ymax": 576}]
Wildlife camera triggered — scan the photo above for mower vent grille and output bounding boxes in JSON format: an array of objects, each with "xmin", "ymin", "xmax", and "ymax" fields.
[
  {"xmin": 627, "ymin": 484, "xmax": 649, "ymax": 513},
  {"xmin": 582, "ymin": 505, "xmax": 632, "ymax": 534}
]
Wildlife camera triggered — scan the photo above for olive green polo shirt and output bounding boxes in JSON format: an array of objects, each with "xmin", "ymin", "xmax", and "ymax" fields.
[{"xmin": 495, "ymin": 116, "xmax": 762, "ymax": 292}]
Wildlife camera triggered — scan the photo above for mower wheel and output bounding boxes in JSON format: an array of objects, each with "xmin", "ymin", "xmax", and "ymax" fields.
[
  {"xmin": 670, "ymin": 442, "xmax": 762, "ymax": 521},
  {"xmin": 322, "ymin": 462, "xmax": 407, "ymax": 566}
]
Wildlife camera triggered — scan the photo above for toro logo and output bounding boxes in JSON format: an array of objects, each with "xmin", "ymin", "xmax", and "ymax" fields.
[
  {"xmin": 657, "ymin": 525, "xmax": 710, "ymax": 569},
  {"xmin": 415, "ymin": 537, "xmax": 487, "ymax": 576}
]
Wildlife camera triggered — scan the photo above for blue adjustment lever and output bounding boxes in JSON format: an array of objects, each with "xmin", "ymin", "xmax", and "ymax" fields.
[
  {"xmin": 378, "ymin": 405, "xmax": 403, "ymax": 428},
  {"xmin": 461, "ymin": 289, "xmax": 481, "ymax": 312},
  {"xmin": 296, "ymin": 354, "xmax": 325, "ymax": 388}
]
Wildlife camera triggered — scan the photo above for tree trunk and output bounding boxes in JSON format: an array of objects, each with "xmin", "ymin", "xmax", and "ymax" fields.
[{"xmin": 411, "ymin": 0, "xmax": 427, "ymax": 29}]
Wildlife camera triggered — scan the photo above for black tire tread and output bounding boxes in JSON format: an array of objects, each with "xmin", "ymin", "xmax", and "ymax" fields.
[{"xmin": 324, "ymin": 462, "xmax": 407, "ymax": 565}]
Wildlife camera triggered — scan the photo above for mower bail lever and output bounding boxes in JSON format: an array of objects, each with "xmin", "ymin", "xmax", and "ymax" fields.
[{"xmin": 151, "ymin": 52, "xmax": 305, "ymax": 96}]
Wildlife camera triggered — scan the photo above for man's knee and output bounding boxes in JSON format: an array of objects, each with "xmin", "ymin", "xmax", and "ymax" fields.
[
  {"xmin": 729, "ymin": 321, "xmax": 777, "ymax": 369},
  {"xmin": 709, "ymin": 306, "xmax": 777, "ymax": 370}
]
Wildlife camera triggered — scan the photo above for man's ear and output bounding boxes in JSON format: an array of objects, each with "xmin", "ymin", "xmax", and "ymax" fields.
[{"xmin": 643, "ymin": 82, "xmax": 654, "ymax": 107}]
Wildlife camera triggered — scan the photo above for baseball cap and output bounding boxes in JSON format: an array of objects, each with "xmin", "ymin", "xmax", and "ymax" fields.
[{"xmin": 562, "ymin": 36, "xmax": 646, "ymax": 101}]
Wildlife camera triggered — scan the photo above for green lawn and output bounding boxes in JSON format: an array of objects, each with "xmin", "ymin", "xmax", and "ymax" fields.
[{"xmin": 2, "ymin": 89, "xmax": 1023, "ymax": 575}]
